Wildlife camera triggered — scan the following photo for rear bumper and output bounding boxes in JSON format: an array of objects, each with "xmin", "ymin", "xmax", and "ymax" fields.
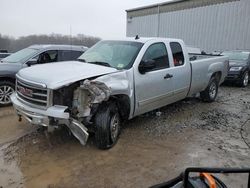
[{"xmin": 10, "ymin": 93, "xmax": 89, "ymax": 145}]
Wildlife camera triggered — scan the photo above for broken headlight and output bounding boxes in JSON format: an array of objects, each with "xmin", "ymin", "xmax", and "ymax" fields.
[{"xmin": 53, "ymin": 86, "xmax": 76, "ymax": 107}]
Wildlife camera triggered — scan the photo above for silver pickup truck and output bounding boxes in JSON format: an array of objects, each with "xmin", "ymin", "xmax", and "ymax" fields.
[{"xmin": 11, "ymin": 38, "xmax": 229, "ymax": 149}]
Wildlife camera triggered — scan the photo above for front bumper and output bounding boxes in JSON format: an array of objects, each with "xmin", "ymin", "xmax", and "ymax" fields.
[
  {"xmin": 225, "ymin": 71, "xmax": 242, "ymax": 82},
  {"xmin": 11, "ymin": 93, "xmax": 89, "ymax": 145}
]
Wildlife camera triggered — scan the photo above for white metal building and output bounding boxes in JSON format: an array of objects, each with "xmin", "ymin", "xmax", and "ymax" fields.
[{"xmin": 126, "ymin": 0, "xmax": 250, "ymax": 52}]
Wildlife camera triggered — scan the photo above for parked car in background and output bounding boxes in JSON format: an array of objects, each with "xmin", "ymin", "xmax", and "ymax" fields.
[
  {"xmin": 222, "ymin": 50, "xmax": 250, "ymax": 87},
  {"xmin": 0, "ymin": 44, "xmax": 88, "ymax": 106},
  {"xmin": 11, "ymin": 38, "xmax": 229, "ymax": 149},
  {"xmin": 0, "ymin": 53, "xmax": 11, "ymax": 60},
  {"xmin": 186, "ymin": 46, "xmax": 201, "ymax": 54},
  {"xmin": 0, "ymin": 50, "xmax": 8, "ymax": 53}
]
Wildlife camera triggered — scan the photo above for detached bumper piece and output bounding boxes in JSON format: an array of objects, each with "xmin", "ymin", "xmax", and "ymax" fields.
[{"xmin": 11, "ymin": 93, "xmax": 89, "ymax": 146}]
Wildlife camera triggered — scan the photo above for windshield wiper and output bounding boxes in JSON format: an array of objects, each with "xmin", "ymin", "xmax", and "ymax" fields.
[
  {"xmin": 78, "ymin": 59, "xmax": 86, "ymax": 62},
  {"xmin": 88, "ymin": 61, "xmax": 112, "ymax": 67}
]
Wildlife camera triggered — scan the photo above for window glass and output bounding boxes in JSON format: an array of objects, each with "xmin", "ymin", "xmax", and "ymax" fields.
[
  {"xmin": 78, "ymin": 40, "xmax": 143, "ymax": 69},
  {"xmin": 142, "ymin": 43, "xmax": 169, "ymax": 70},
  {"xmin": 31, "ymin": 55, "xmax": 39, "ymax": 61},
  {"xmin": 0, "ymin": 54, "xmax": 9, "ymax": 58},
  {"xmin": 60, "ymin": 50, "xmax": 83, "ymax": 61},
  {"xmin": 2, "ymin": 48, "xmax": 38, "ymax": 63},
  {"xmin": 170, "ymin": 42, "xmax": 185, "ymax": 67},
  {"xmin": 221, "ymin": 51, "xmax": 250, "ymax": 61},
  {"xmin": 38, "ymin": 50, "xmax": 58, "ymax": 64}
]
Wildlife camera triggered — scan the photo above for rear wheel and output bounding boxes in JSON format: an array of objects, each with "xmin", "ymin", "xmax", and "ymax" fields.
[
  {"xmin": 94, "ymin": 102, "xmax": 121, "ymax": 149},
  {"xmin": 0, "ymin": 81, "xmax": 15, "ymax": 107},
  {"xmin": 200, "ymin": 77, "xmax": 218, "ymax": 102},
  {"xmin": 240, "ymin": 71, "xmax": 249, "ymax": 87}
]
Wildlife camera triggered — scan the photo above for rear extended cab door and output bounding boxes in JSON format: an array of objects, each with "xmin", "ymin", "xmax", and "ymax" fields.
[{"xmin": 168, "ymin": 40, "xmax": 191, "ymax": 101}]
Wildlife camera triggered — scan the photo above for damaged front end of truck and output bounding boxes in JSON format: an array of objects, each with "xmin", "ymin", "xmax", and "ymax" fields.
[
  {"xmin": 62, "ymin": 79, "xmax": 111, "ymax": 145},
  {"xmin": 11, "ymin": 71, "xmax": 132, "ymax": 146}
]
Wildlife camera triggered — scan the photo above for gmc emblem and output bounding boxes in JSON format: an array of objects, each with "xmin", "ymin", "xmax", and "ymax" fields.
[{"xmin": 18, "ymin": 86, "xmax": 33, "ymax": 97}]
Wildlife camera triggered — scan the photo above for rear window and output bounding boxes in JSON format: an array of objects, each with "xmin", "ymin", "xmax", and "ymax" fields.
[{"xmin": 170, "ymin": 42, "xmax": 185, "ymax": 67}]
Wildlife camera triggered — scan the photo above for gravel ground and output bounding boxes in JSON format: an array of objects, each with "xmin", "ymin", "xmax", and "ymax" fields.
[{"xmin": 0, "ymin": 85, "xmax": 250, "ymax": 188}]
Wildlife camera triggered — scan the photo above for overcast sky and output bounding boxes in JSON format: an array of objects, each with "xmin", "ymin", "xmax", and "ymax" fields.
[{"xmin": 0, "ymin": 0, "xmax": 170, "ymax": 39}]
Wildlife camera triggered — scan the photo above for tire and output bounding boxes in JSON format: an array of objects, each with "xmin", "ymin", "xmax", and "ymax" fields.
[
  {"xmin": 0, "ymin": 80, "xmax": 15, "ymax": 107},
  {"xmin": 200, "ymin": 77, "xmax": 218, "ymax": 103},
  {"xmin": 240, "ymin": 71, "xmax": 249, "ymax": 87},
  {"xmin": 94, "ymin": 102, "xmax": 121, "ymax": 149}
]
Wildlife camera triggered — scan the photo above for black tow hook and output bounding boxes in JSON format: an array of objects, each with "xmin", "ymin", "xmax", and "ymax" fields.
[
  {"xmin": 48, "ymin": 117, "xmax": 59, "ymax": 132},
  {"xmin": 18, "ymin": 115, "xmax": 22, "ymax": 122}
]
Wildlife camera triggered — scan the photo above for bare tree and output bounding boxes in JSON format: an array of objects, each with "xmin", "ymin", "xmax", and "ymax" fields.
[{"xmin": 0, "ymin": 33, "xmax": 101, "ymax": 52}]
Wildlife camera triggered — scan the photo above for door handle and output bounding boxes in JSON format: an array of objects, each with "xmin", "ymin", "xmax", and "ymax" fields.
[{"xmin": 164, "ymin": 74, "xmax": 173, "ymax": 79}]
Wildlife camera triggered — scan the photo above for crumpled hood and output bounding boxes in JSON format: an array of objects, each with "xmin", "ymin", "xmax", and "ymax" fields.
[{"xmin": 17, "ymin": 61, "xmax": 119, "ymax": 89}]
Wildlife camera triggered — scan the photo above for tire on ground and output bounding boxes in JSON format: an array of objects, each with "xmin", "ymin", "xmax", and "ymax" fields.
[
  {"xmin": 0, "ymin": 80, "xmax": 15, "ymax": 107},
  {"xmin": 200, "ymin": 77, "xmax": 218, "ymax": 103},
  {"xmin": 94, "ymin": 102, "xmax": 121, "ymax": 149},
  {"xmin": 240, "ymin": 71, "xmax": 249, "ymax": 87}
]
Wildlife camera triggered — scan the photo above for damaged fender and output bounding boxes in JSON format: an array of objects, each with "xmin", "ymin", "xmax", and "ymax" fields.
[
  {"xmin": 71, "ymin": 71, "xmax": 134, "ymax": 145},
  {"xmin": 81, "ymin": 79, "xmax": 111, "ymax": 103}
]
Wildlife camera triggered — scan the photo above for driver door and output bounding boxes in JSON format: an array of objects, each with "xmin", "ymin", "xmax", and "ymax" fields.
[{"xmin": 134, "ymin": 42, "xmax": 175, "ymax": 116}]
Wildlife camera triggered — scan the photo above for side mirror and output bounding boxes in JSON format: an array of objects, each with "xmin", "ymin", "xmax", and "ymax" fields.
[
  {"xmin": 138, "ymin": 59, "xmax": 156, "ymax": 74},
  {"xmin": 26, "ymin": 59, "xmax": 37, "ymax": 66}
]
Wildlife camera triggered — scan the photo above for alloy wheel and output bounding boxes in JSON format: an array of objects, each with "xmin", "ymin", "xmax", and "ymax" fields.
[
  {"xmin": 209, "ymin": 82, "xmax": 217, "ymax": 99},
  {"xmin": 110, "ymin": 113, "xmax": 120, "ymax": 143},
  {"xmin": 0, "ymin": 85, "xmax": 14, "ymax": 105}
]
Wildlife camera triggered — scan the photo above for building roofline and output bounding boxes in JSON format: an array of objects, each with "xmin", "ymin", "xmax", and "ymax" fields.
[
  {"xmin": 126, "ymin": 0, "xmax": 239, "ymax": 18},
  {"xmin": 126, "ymin": 0, "xmax": 184, "ymax": 12}
]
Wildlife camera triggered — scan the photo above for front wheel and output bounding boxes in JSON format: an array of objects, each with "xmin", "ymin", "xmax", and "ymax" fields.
[
  {"xmin": 94, "ymin": 102, "xmax": 121, "ymax": 149},
  {"xmin": 240, "ymin": 71, "xmax": 249, "ymax": 87},
  {"xmin": 0, "ymin": 81, "xmax": 15, "ymax": 107},
  {"xmin": 200, "ymin": 77, "xmax": 218, "ymax": 103}
]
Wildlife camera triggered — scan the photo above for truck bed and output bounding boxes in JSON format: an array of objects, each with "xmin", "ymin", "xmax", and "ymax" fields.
[
  {"xmin": 187, "ymin": 54, "xmax": 228, "ymax": 97},
  {"xmin": 189, "ymin": 53, "xmax": 223, "ymax": 61}
]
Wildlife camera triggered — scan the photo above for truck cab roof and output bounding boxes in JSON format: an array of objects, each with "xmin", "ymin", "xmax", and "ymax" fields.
[{"xmin": 106, "ymin": 37, "xmax": 184, "ymax": 44}]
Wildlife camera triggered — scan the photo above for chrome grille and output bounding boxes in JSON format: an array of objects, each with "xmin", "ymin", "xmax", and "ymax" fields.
[{"xmin": 16, "ymin": 77, "xmax": 48, "ymax": 108}]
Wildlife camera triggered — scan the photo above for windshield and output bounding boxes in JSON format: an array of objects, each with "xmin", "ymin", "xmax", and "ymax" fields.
[
  {"xmin": 222, "ymin": 51, "xmax": 250, "ymax": 61},
  {"xmin": 78, "ymin": 40, "xmax": 143, "ymax": 69},
  {"xmin": 2, "ymin": 48, "xmax": 39, "ymax": 63}
]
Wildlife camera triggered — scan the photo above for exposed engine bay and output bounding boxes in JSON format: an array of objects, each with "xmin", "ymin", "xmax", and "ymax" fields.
[{"xmin": 50, "ymin": 79, "xmax": 112, "ymax": 145}]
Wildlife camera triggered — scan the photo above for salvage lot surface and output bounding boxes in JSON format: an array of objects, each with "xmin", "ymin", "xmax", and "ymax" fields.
[{"xmin": 0, "ymin": 85, "xmax": 250, "ymax": 188}]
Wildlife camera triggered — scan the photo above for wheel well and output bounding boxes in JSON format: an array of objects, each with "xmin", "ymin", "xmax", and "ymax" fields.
[
  {"xmin": 211, "ymin": 72, "xmax": 222, "ymax": 83},
  {"xmin": 110, "ymin": 95, "xmax": 130, "ymax": 121},
  {"xmin": 0, "ymin": 77, "xmax": 15, "ymax": 84}
]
